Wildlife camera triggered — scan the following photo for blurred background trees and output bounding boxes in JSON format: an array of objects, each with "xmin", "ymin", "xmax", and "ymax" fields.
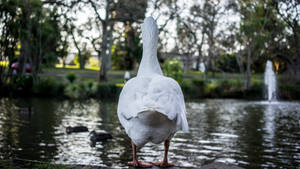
[
  {"xmin": 0, "ymin": 0, "xmax": 64, "ymax": 86},
  {"xmin": 0, "ymin": 0, "xmax": 299, "ymax": 90}
]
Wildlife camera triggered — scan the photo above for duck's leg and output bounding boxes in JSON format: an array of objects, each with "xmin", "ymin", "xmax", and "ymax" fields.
[
  {"xmin": 128, "ymin": 140, "xmax": 152, "ymax": 168},
  {"xmin": 152, "ymin": 140, "xmax": 175, "ymax": 167}
]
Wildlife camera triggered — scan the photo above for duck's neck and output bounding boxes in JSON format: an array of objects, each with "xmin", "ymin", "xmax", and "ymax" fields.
[{"xmin": 137, "ymin": 42, "xmax": 163, "ymax": 77}]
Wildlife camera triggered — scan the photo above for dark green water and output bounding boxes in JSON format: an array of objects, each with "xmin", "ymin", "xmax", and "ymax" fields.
[{"xmin": 0, "ymin": 98, "xmax": 300, "ymax": 168}]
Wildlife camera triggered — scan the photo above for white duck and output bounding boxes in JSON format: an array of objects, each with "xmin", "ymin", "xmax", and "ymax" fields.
[{"xmin": 117, "ymin": 17, "xmax": 189, "ymax": 168}]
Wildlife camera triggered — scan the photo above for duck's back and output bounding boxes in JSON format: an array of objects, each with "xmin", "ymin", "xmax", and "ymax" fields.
[{"xmin": 117, "ymin": 75, "xmax": 189, "ymax": 143}]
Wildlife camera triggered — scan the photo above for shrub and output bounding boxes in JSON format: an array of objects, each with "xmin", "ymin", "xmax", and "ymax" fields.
[
  {"xmin": 33, "ymin": 78, "xmax": 65, "ymax": 97},
  {"xmin": 64, "ymin": 81, "xmax": 121, "ymax": 99},
  {"xmin": 218, "ymin": 80, "xmax": 244, "ymax": 98},
  {"xmin": 66, "ymin": 73, "xmax": 76, "ymax": 83},
  {"xmin": 64, "ymin": 83, "xmax": 79, "ymax": 99},
  {"xmin": 205, "ymin": 83, "xmax": 218, "ymax": 98},
  {"xmin": 11, "ymin": 75, "xmax": 33, "ymax": 93},
  {"xmin": 181, "ymin": 80, "xmax": 196, "ymax": 98},
  {"xmin": 77, "ymin": 81, "xmax": 98, "ymax": 98},
  {"xmin": 96, "ymin": 83, "xmax": 122, "ymax": 99},
  {"xmin": 278, "ymin": 83, "xmax": 300, "ymax": 100},
  {"xmin": 192, "ymin": 79, "xmax": 206, "ymax": 97},
  {"xmin": 163, "ymin": 59, "xmax": 183, "ymax": 84},
  {"xmin": 219, "ymin": 80, "xmax": 231, "ymax": 90},
  {"xmin": 85, "ymin": 81, "xmax": 98, "ymax": 97},
  {"xmin": 244, "ymin": 81, "xmax": 263, "ymax": 99}
]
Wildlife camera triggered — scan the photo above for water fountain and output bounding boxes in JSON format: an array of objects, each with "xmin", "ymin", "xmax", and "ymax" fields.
[
  {"xmin": 264, "ymin": 60, "xmax": 277, "ymax": 101},
  {"xmin": 199, "ymin": 62, "xmax": 206, "ymax": 73}
]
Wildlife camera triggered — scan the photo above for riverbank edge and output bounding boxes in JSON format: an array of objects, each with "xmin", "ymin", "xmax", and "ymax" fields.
[
  {"xmin": 1, "ymin": 80, "xmax": 300, "ymax": 100},
  {"xmin": 0, "ymin": 158, "xmax": 244, "ymax": 169}
]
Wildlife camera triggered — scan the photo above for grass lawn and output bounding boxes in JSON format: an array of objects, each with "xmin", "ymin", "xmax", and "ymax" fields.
[
  {"xmin": 41, "ymin": 68, "xmax": 137, "ymax": 86},
  {"xmin": 42, "ymin": 67, "xmax": 267, "ymax": 84}
]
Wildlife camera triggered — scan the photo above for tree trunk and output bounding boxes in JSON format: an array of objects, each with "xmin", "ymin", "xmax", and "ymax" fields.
[
  {"xmin": 196, "ymin": 56, "xmax": 200, "ymax": 71},
  {"xmin": 99, "ymin": 21, "xmax": 114, "ymax": 81},
  {"xmin": 99, "ymin": 22, "xmax": 108, "ymax": 81},
  {"xmin": 19, "ymin": 39, "xmax": 29, "ymax": 76},
  {"xmin": 63, "ymin": 58, "xmax": 66, "ymax": 68},
  {"xmin": 79, "ymin": 55, "xmax": 84, "ymax": 69},
  {"xmin": 19, "ymin": 3, "xmax": 31, "ymax": 77},
  {"xmin": 71, "ymin": 29, "xmax": 83, "ymax": 69},
  {"xmin": 208, "ymin": 33, "xmax": 215, "ymax": 77},
  {"xmin": 246, "ymin": 44, "xmax": 252, "ymax": 89},
  {"xmin": 107, "ymin": 24, "xmax": 113, "ymax": 71},
  {"xmin": 291, "ymin": 27, "xmax": 300, "ymax": 83},
  {"xmin": 196, "ymin": 37, "xmax": 204, "ymax": 71},
  {"xmin": 236, "ymin": 53, "xmax": 244, "ymax": 73}
]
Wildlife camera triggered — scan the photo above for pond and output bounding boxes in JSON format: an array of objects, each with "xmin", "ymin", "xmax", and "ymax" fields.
[{"xmin": 0, "ymin": 98, "xmax": 300, "ymax": 168}]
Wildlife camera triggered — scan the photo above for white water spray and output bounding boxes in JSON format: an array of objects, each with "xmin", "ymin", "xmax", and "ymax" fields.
[{"xmin": 264, "ymin": 60, "xmax": 277, "ymax": 101}]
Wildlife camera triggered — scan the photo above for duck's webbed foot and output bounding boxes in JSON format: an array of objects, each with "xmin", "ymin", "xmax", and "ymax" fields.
[
  {"xmin": 152, "ymin": 140, "xmax": 175, "ymax": 167},
  {"xmin": 128, "ymin": 160, "xmax": 152, "ymax": 168},
  {"xmin": 152, "ymin": 161, "xmax": 175, "ymax": 167},
  {"xmin": 129, "ymin": 140, "xmax": 152, "ymax": 168}
]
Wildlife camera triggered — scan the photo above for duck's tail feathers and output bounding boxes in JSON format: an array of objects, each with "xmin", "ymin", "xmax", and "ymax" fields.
[{"xmin": 181, "ymin": 111, "xmax": 189, "ymax": 133}]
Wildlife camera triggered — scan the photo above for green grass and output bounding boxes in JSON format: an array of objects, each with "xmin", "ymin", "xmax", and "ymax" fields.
[
  {"xmin": 42, "ymin": 68, "xmax": 134, "ymax": 83},
  {"xmin": 42, "ymin": 67, "xmax": 99, "ymax": 74},
  {"xmin": 39, "ymin": 68, "xmax": 269, "ymax": 85}
]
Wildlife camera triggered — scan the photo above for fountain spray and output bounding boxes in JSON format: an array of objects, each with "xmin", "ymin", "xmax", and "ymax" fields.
[{"xmin": 264, "ymin": 60, "xmax": 277, "ymax": 102}]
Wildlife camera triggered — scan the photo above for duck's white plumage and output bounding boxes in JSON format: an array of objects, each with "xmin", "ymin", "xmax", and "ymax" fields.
[{"xmin": 117, "ymin": 17, "xmax": 189, "ymax": 147}]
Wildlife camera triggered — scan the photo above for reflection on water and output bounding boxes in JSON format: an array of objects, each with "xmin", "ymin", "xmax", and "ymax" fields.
[{"xmin": 0, "ymin": 98, "xmax": 300, "ymax": 168}]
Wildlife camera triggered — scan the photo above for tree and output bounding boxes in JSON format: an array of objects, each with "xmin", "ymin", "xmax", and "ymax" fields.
[
  {"xmin": 0, "ymin": 0, "xmax": 69, "ymax": 91},
  {"xmin": 74, "ymin": 42, "xmax": 91, "ymax": 68},
  {"xmin": 79, "ymin": 0, "xmax": 147, "ymax": 81},
  {"xmin": 201, "ymin": 0, "xmax": 226, "ymax": 75},
  {"xmin": 70, "ymin": 24, "xmax": 85, "ymax": 69},
  {"xmin": 175, "ymin": 18, "xmax": 197, "ymax": 71},
  {"xmin": 0, "ymin": 0, "xmax": 19, "ymax": 90},
  {"xmin": 111, "ymin": 24, "xmax": 143, "ymax": 70},
  {"xmin": 148, "ymin": 0, "xmax": 182, "ymax": 57},
  {"xmin": 189, "ymin": 4, "xmax": 207, "ymax": 71},
  {"xmin": 238, "ymin": 0, "xmax": 275, "ymax": 88},
  {"xmin": 275, "ymin": 0, "xmax": 300, "ymax": 82},
  {"xmin": 0, "ymin": 0, "xmax": 64, "ymax": 85}
]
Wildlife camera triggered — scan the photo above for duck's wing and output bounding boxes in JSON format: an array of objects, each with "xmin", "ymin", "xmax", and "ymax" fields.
[
  {"xmin": 117, "ymin": 77, "xmax": 151, "ymax": 119},
  {"xmin": 147, "ymin": 76, "xmax": 189, "ymax": 132},
  {"xmin": 117, "ymin": 76, "xmax": 189, "ymax": 132}
]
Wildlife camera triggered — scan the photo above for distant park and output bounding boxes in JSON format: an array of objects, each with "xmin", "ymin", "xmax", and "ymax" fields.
[{"xmin": 0, "ymin": 0, "xmax": 300, "ymax": 169}]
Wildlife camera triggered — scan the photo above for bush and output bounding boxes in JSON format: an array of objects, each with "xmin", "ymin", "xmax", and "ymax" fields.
[
  {"xmin": 66, "ymin": 73, "xmax": 76, "ymax": 83},
  {"xmin": 163, "ymin": 59, "xmax": 183, "ymax": 84},
  {"xmin": 218, "ymin": 80, "xmax": 244, "ymax": 98},
  {"xmin": 191, "ymin": 79, "xmax": 206, "ymax": 97},
  {"xmin": 205, "ymin": 83, "xmax": 219, "ymax": 98},
  {"xmin": 181, "ymin": 80, "xmax": 196, "ymax": 98},
  {"xmin": 95, "ymin": 83, "xmax": 122, "ymax": 99},
  {"xmin": 33, "ymin": 78, "xmax": 65, "ymax": 97},
  {"xmin": 278, "ymin": 83, "xmax": 300, "ymax": 100},
  {"xmin": 77, "ymin": 81, "xmax": 98, "ymax": 98},
  {"xmin": 64, "ymin": 81, "xmax": 121, "ymax": 99},
  {"xmin": 244, "ymin": 81, "xmax": 263, "ymax": 99},
  {"xmin": 11, "ymin": 75, "xmax": 33, "ymax": 93},
  {"xmin": 64, "ymin": 83, "xmax": 79, "ymax": 99}
]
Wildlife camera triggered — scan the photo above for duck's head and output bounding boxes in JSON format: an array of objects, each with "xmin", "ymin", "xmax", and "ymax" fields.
[{"xmin": 141, "ymin": 17, "xmax": 158, "ymax": 47}]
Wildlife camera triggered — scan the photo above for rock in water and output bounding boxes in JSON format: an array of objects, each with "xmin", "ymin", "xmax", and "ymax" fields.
[
  {"xmin": 89, "ymin": 130, "xmax": 112, "ymax": 142},
  {"xmin": 66, "ymin": 126, "xmax": 88, "ymax": 134}
]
